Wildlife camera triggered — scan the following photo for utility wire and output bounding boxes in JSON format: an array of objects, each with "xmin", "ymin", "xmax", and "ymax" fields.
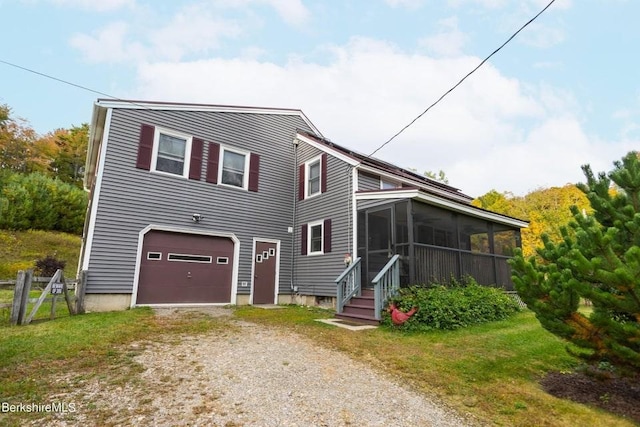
[
  {"xmin": 0, "ymin": 58, "xmax": 148, "ymax": 109},
  {"xmin": 365, "ymin": 0, "xmax": 557, "ymax": 159}
]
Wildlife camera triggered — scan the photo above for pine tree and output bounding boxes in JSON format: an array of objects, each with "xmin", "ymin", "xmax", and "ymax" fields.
[{"xmin": 510, "ymin": 152, "xmax": 640, "ymax": 374}]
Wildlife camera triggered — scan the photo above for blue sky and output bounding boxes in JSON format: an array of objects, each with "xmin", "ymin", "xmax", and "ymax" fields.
[{"xmin": 1, "ymin": 0, "xmax": 638, "ymax": 196}]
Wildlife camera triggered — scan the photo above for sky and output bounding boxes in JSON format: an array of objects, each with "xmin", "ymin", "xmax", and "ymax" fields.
[{"xmin": 1, "ymin": 0, "xmax": 639, "ymax": 197}]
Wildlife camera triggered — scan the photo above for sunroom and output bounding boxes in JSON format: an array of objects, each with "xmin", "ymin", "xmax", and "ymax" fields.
[
  {"xmin": 335, "ymin": 188, "xmax": 527, "ymax": 323},
  {"xmin": 356, "ymin": 188, "xmax": 527, "ymax": 290}
]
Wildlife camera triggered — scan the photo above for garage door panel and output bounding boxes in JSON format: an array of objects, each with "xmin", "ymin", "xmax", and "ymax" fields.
[{"xmin": 137, "ymin": 231, "xmax": 234, "ymax": 304}]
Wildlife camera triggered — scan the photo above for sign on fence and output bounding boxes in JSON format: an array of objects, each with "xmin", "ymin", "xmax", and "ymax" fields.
[{"xmin": 51, "ymin": 282, "xmax": 64, "ymax": 295}]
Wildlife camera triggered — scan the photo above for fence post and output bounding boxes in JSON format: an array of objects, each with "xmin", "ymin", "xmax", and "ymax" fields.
[
  {"xmin": 10, "ymin": 270, "xmax": 33, "ymax": 326},
  {"xmin": 76, "ymin": 270, "xmax": 88, "ymax": 314},
  {"xmin": 10, "ymin": 270, "xmax": 26, "ymax": 326}
]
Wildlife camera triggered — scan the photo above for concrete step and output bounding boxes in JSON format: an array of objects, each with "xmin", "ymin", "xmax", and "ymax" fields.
[{"xmin": 334, "ymin": 312, "xmax": 379, "ymax": 326}]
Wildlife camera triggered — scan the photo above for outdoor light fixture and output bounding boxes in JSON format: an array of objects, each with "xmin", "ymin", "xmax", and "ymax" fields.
[{"xmin": 192, "ymin": 213, "xmax": 202, "ymax": 223}]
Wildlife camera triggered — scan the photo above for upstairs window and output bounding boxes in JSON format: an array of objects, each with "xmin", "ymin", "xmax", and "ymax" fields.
[
  {"xmin": 220, "ymin": 148, "xmax": 247, "ymax": 188},
  {"xmin": 299, "ymin": 154, "xmax": 327, "ymax": 200},
  {"xmin": 137, "ymin": 124, "xmax": 201, "ymax": 179},
  {"xmin": 307, "ymin": 159, "xmax": 321, "ymax": 197},
  {"xmin": 156, "ymin": 132, "xmax": 188, "ymax": 176},
  {"xmin": 380, "ymin": 178, "xmax": 401, "ymax": 190}
]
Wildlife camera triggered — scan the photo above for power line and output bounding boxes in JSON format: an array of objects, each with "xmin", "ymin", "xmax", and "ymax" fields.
[
  {"xmin": 365, "ymin": 0, "xmax": 557, "ymax": 159},
  {"xmin": 0, "ymin": 58, "xmax": 147, "ymax": 109}
]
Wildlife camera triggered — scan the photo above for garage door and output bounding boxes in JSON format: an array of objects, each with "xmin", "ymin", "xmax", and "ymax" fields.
[{"xmin": 136, "ymin": 230, "xmax": 234, "ymax": 304}]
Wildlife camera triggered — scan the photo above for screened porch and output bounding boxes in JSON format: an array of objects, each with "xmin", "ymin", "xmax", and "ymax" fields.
[{"xmin": 357, "ymin": 199, "xmax": 524, "ymax": 291}]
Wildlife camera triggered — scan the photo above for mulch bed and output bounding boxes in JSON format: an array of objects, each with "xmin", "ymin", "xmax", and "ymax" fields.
[{"xmin": 541, "ymin": 370, "xmax": 640, "ymax": 423}]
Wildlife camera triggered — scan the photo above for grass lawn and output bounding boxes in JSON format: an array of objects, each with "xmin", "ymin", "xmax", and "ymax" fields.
[
  {"xmin": 0, "ymin": 305, "xmax": 635, "ymax": 426},
  {"xmin": 0, "ymin": 307, "xmax": 226, "ymax": 426},
  {"xmin": 0, "ymin": 230, "xmax": 81, "ymax": 280}
]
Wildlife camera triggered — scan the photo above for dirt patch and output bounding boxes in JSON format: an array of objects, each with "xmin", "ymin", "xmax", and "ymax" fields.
[{"xmin": 541, "ymin": 370, "xmax": 640, "ymax": 423}]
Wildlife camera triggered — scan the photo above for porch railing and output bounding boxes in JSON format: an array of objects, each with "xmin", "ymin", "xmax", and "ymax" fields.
[
  {"xmin": 372, "ymin": 254, "xmax": 400, "ymax": 320},
  {"xmin": 335, "ymin": 257, "xmax": 362, "ymax": 314}
]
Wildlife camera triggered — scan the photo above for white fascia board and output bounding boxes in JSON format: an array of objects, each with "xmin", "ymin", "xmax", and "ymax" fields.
[
  {"xmin": 294, "ymin": 133, "xmax": 359, "ymax": 166},
  {"xmin": 356, "ymin": 190, "xmax": 528, "ymax": 228},
  {"xmin": 95, "ymin": 99, "xmax": 324, "ymax": 138},
  {"xmin": 84, "ymin": 103, "xmax": 109, "ymax": 191},
  {"xmin": 356, "ymin": 164, "xmax": 472, "ymax": 204}
]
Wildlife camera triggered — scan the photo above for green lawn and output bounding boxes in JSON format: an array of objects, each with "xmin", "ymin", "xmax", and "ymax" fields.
[
  {"xmin": 0, "ymin": 302, "xmax": 634, "ymax": 426},
  {"xmin": 0, "ymin": 229, "xmax": 81, "ymax": 280}
]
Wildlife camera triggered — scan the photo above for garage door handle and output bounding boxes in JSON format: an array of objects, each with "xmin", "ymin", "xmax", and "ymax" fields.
[{"xmin": 187, "ymin": 272, "xmax": 192, "ymax": 279}]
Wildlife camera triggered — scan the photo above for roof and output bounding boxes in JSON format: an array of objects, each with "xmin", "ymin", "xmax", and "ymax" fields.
[
  {"xmin": 83, "ymin": 99, "xmax": 323, "ymax": 190},
  {"xmin": 294, "ymin": 130, "xmax": 475, "ymax": 205}
]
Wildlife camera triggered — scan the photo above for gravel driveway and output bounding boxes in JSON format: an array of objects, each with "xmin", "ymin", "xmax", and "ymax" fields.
[{"xmin": 40, "ymin": 307, "xmax": 471, "ymax": 426}]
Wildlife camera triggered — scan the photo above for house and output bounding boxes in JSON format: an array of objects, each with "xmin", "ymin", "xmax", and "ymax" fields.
[{"xmin": 79, "ymin": 99, "xmax": 528, "ymax": 321}]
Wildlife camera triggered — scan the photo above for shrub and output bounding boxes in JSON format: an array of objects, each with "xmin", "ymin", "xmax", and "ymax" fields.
[
  {"xmin": 35, "ymin": 255, "xmax": 66, "ymax": 277},
  {"xmin": 383, "ymin": 278, "xmax": 520, "ymax": 331}
]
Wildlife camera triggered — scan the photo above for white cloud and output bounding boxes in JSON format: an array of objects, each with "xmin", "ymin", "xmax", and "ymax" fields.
[
  {"xmin": 48, "ymin": 0, "xmax": 134, "ymax": 11},
  {"xmin": 384, "ymin": 0, "xmax": 426, "ymax": 9},
  {"xmin": 262, "ymin": 0, "xmax": 310, "ymax": 26},
  {"xmin": 419, "ymin": 16, "xmax": 468, "ymax": 57},
  {"xmin": 127, "ymin": 36, "xmax": 636, "ymax": 196},
  {"xmin": 70, "ymin": 21, "xmax": 146, "ymax": 63}
]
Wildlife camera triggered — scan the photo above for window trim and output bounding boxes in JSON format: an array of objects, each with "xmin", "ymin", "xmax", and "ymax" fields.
[
  {"xmin": 218, "ymin": 146, "xmax": 251, "ymax": 190},
  {"xmin": 305, "ymin": 155, "xmax": 322, "ymax": 199},
  {"xmin": 150, "ymin": 127, "xmax": 193, "ymax": 178},
  {"xmin": 307, "ymin": 220, "xmax": 324, "ymax": 256}
]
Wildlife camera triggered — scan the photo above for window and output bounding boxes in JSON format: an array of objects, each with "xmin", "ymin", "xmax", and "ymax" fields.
[
  {"xmin": 380, "ymin": 178, "xmax": 400, "ymax": 190},
  {"xmin": 307, "ymin": 158, "xmax": 321, "ymax": 197},
  {"xmin": 151, "ymin": 128, "xmax": 192, "ymax": 178},
  {"xmin": 220, "ymin": 147, "xmax": 249, "ymax": 189},
  {"xmin": 147, "ymin": 252, "xmax": 162, "ymax": 260},
  {"xmin": 309, "ymin": 221, "xmax": 323, "ymax": 254},
  {"xmin": 298, "ymin": 154, "xmax": 327, "ymax": 200},
  {"xmin": 301, "ymin": 219, "xmax": 332, "ymax": 255},
  {"xmin": 167, "ymin": 253, "xmax": 212, "ymax": 263}
]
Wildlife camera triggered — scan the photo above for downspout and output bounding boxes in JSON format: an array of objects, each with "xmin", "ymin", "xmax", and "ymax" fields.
[{"xmin": 291, "ymin": 137, "xmax": 299, "ymax": 295}]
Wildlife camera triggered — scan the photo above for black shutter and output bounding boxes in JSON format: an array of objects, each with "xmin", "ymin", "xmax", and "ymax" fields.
[
  {"xmin": 136, "ymin": 124, "xmax": 154, "ymax": 170},
  {"xmin": 298, "ymin": 164, "xmax": 305, "ymax": 200},
  {"xmin": 248, "ymin": 153, "xmax": 260, "ymax": 192},
  {"xmin": 189, "ymin": 138, "xmax": 204, "ymax": 180},
  {"xmin": 323, "ymin": 218, "xmax": 332, "ymax": 253},
  {"xmin": 301, "ymin": 224, "xmax": 308, "ymax": 255},
  {"xmin": 321, "ymin": 153, "xmax": 328, "ymax": 193},
  {"xmin": 206, "ymin": 142, "xmax": 220, "ymax": 183}
]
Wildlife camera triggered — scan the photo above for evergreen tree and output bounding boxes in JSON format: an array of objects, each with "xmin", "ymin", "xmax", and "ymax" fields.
[{"xmin": 510, "ymin": 152, "xmax": 640, "ymax": 374}]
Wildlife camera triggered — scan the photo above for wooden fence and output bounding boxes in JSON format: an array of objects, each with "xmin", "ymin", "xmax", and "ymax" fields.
[{"xmin": 3, "ymin": 269, "xmax": 87, "ymax": 325}]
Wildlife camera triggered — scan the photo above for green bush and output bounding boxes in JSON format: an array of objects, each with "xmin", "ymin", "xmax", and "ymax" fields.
[
  {"xmin": 0, "ymin": 172, "xmax": 87, "ymax": 234},
  {"xmin": 384, "ymin": 278, "xmax": 521, "ymax": 331}
]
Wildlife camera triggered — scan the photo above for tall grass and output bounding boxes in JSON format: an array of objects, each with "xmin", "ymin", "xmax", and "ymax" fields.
[{"xmin": 0, "ymin": 230, "xmax": 81, "ymax": 279}]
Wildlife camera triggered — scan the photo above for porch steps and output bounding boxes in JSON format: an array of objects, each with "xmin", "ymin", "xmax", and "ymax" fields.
[{"xmin": 334, "ymin": 289, "xmax": 379, "ymax": 326}]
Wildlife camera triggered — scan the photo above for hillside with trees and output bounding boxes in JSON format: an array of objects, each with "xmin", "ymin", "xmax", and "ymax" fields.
[{"xmin": 0, "ymin": 104, "xmax": 88, "ymax": 235}]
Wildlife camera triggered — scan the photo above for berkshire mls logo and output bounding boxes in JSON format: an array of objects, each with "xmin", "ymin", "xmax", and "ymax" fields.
[{"xmin": 1, "ymin": 401, "xmax": 77, "ymax": 413}]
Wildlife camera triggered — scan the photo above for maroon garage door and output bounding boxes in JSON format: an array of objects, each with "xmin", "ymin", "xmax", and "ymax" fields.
[{"xmin": 137, "ymin": 231, "xmax": 234, "ymax": 304}]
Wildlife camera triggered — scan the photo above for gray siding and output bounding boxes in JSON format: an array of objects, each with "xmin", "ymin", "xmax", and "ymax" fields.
[
  {"xmin": 294, "ymin": 142, "xmax": 353, "ymax": 296},
  {"xmin": 358, "ymin": 171, "xmax": 381, "ymax": 191},
  {"xmin": 86, "ymin": 108, "xmax": 313, "ymax": 295}
]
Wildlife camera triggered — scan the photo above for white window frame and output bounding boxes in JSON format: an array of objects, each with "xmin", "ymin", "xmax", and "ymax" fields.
[
  {"xmin": 307, "ymin": 220, "xmax": 324, "ymax": 256},
  {"xmin": 218, "ymin": 146, "xmax": 250, "ymax": 190},
  {"xmin": 305, "ymin": 155, "xmax": 322, "ymax": 199},
  {"xmin": 150, "ymin": 127, "xmax": 193, "ymax": 178},
  {"xmin": 380, "ymin": 178, "xmax": 401, "ymax": 190}
]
